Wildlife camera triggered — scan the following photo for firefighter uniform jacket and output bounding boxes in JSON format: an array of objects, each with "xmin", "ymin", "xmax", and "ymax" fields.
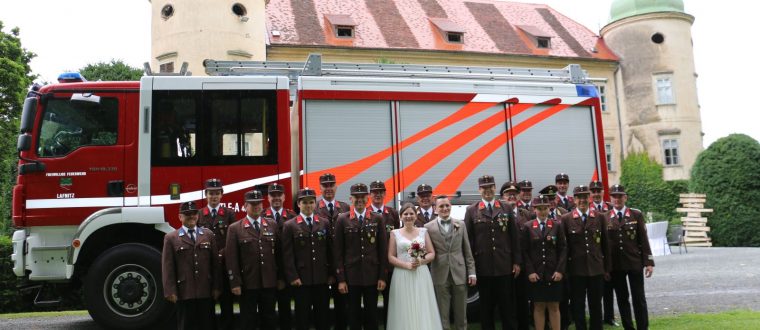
[
  {"xmin": 606, "ymin": 207, "xmax": 655, "ymax": 271},
  {"xmin": 197, "ymin": 206, "xmax": 236, "ymax": 256},
  {"xmin": 281, "ymin": 214, "xmax": 332, "ymax": 285},
  {"xmin": 464, "ymin": 200, "xmax": 522, "ymax": 277},
  {"xmin": 333, "ymin": 208, "xmax": 388, "ymax": 286},
  {"xmin": 162, "ymin": 227, "xmax": 221, "ymax": 300},
  {"xmin": 521, "ymin": 219, "xmax": 567, "ymax": 280},
  {"xmin": 561, "ymin": 209, "xmax": 611, "ymax": 276},
  {"xmin": 225, "ymin": 216, "xmax": 280, "ymax": 290}
]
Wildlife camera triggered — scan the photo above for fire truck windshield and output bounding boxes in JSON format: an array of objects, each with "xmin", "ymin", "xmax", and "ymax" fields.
[{"xmin": 36, "ymin": 97, "xmax": 119, "ymax": 157}]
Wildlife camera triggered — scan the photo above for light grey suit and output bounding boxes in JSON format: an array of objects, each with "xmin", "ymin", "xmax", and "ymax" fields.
[{"xmin": 425, "ymin": 217, "xmax": 476, "ymax": 330}]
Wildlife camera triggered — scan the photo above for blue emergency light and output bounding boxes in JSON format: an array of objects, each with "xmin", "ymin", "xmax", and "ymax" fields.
[{"xmin": 57, "ymin": 72, "xmax": 86, "ymax": 83}]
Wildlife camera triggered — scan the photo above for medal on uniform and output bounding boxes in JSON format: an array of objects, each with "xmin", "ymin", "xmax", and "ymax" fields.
[
  {"xmin": 595, "ymin": 234, "xmax": 601, "ymax": 244},
  {"xmin": 629, "ymin": 231, "xmax": 635, "ymax": 240},
  {"xmin": 370, "ymin": 236, "xmax": 376, "ymax": 244},
  {"xmin": 502, "ymin": 226, "xmax": 507, "ymax": 232}
]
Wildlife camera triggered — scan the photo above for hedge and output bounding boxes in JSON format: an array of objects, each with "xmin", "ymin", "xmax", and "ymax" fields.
[
  {"xmin": 619, "ymin": 152, "xmax": 679, "ymax": 221},
  {"xmin": 690, "ymin": 134, "xmax": 760, "ymax": 247}
]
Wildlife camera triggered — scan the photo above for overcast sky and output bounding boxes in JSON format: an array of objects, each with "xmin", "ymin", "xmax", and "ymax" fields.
[{"xmin": 1, "ymin": 0, "xmax": 757, "ymax": 147}]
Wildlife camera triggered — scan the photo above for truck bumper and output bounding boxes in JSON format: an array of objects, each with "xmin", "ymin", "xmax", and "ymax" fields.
[{"xmin": 11, "ymin": 229, "xmax": 26, "ymax": 277}]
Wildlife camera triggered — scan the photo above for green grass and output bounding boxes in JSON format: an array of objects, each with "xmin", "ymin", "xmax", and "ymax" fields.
[{"xmin": 0, "ymin": 310, "xmax": 89, "ymax": 319}]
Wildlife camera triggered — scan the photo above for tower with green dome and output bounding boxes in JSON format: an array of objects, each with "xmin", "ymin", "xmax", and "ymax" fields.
[{"xmin": 601, "ymin": 0, "xmax": 703, "ymax": 181}]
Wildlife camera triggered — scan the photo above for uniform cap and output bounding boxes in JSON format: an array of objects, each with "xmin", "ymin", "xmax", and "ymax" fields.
[
  {"xmin": 244, "ymin": 190, "xmax": 264, "ymax": 202},
  {"xmin": 268, "ymin": 183, "xmax": 285, "ymax": 194},
  {"xmin": 517, "ymin": 180, "xmax": 533, "ymax": 190},
  {"xmin": 609, "ymin": 184, "xmax": 627, "ymax": 195},
  {"xmin": 416, "ymin": 184, "xmax": 433, "ymax": 195},
  {"xmin": 555, "ymin": 173, "xmax": 570, "ymax": 182},
  {"xmin": 500, "ymin": 181, "xmax": 519, "ymax": 195},
  {"xmin": 179, "ymin": 201, "xmax": 198, "ymax": 214},
  {"xmin": 573, "ymin": 185, "xmax": 591, "ymax": 196},
  {"xmin": 350, "ymin": 183, "xmax": 369, "ymax": 196},
  {"xmin": 478, "ymin": 175, "xmax": 496, "ymax": 187},
  {"xmin": 532, "ymin": 195, "xmax": 552, "ymax": 207},
  {"xmin": 369, "ymin": 180, "xmax": 386, "ymax": 192},
  {"xmin": 319, "ymin": 173, "xmax": 336, "ymax": 184},
  {"xmin": 204, "ymin": 178, "xmax": 224, "ymax": 191},
  {"xmin": 539, "ymin": 185, "xmax": 559, "ymax": 197},
  {"xmin": 297, "ymin": 187, "xmax": 317, "ymax": 200},
  {"xmin": 589, "ymin": 180, "xmax": 605, "ymax": 191}
]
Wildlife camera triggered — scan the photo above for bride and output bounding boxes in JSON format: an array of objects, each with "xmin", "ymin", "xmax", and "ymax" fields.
[{"xmin": 386, "ymin": 202, "xmax": 443, "ymax": 330}]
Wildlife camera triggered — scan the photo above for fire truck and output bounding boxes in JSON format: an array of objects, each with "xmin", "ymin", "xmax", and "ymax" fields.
[{"xmin": 11, "ymin": 55, "xmax": 608, "ymax": 328}]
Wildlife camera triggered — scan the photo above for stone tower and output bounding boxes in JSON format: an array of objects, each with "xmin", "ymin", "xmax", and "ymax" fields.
[
  {"xmin": 150, "ymin": 0, "xmax": 267, "ymax": 76},
  {"xmin": 601, "ymin": 0, "xmax": 703, "ymax": 180}
]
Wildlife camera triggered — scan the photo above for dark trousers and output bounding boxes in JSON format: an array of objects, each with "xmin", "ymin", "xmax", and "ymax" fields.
[
  {"xmin": 561, "ymin": 278, "xmax": 572, "ymax": 329},
  {"xmin": 277, "ymin": 285, "xmax": 293, "ymax": 329},
  {"xmin": 612, "ymin": 270, "xmax": 649, "ymax": 330},
  {"xmin": 570, "ymin": 275, "xmax": 604, "ymax": 330},
  {"xmin": 514, "ymin": 272, "xmax": 530, "ymax": 330},
  {"xmin": 331, "ymin": 284, "xmax": 348, "ymax": 330},
  {"xmin": 603, "ymin": 278, "xmax": 616, "ymax": 322},
  {"xmin": 218, "ymin": 276, "xmax": 234, "ymax": 330},
  {"xmin": 176, "ymin": 298, "xmax": 215, "ymax": 330},
  {"xmin": 240, "ymin": 288, "xmax": 277, "ymax": 329},
  {"xmin": 478, "ymin": 275, "xmax": 516, "ymax": 330},
  {"xmin": 294, "ymin": 284, "xmax": 330, "ymax": 330},
  {"xmin": 347, "ymin": 285, "xmax": 379, "ymax": 330}
]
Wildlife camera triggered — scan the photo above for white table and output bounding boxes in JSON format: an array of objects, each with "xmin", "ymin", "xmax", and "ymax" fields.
[{"xmin": 646, "ymin": 221, "xmax": 671, "ymax": 256}]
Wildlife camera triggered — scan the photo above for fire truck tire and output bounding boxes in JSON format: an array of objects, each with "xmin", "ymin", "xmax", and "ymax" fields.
[{"xmin": 83, "ymin": 243, "xmax": 171, "ymax": 329}]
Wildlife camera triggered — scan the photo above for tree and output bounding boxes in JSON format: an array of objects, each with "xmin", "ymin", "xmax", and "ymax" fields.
[
  {"xmin": 0, "ymin": 21, "xmax": 35, "ymax": 235},
  {"xmin": 690, "ymin": 134, "xmax": 760, "ymax": 247},
  {"xmin": 619, "ymin": 152, "xmax": 677, "ymax": 222},
  {"xmin": 79, "ymin": 59, "xmax": 143, "ymax": 81}
]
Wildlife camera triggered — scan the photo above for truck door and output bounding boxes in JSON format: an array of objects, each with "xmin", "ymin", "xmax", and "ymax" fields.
[{"xmin": 24, "ymin": 91, "xmax": 126, "ymax": 226}]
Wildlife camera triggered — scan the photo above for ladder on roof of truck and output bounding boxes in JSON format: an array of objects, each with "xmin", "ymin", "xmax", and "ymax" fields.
[{"xmin": 203, "ymin": 53, "xmax": 589, "ymax": 84}]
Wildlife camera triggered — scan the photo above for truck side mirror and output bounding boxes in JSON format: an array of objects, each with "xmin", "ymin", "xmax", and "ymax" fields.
[
  {"xmin": 17, "ymin": 134, "xmax": 32, "ymax": 152},
  {"xmin": 20, "ymin": 97, "xmax": 37, "ymax": 133}
]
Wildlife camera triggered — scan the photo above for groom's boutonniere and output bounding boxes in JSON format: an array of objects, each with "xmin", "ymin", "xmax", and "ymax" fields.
[{"xmin": 453, "ymin": 222, "xmax": 460, "ymax": 230}]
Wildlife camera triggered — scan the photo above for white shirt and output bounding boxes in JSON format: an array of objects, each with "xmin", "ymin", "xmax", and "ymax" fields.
[
  {"xmin": 372, "ymin": 205, "xmax": 384, "ymax": 213},
  {"xmin": 613, "ymin": 206, "xmax": 628, "ymax": 218},
  {"xmin": 437, "ymin": 216, "xmax": 452, "ymax": 233},
  {"xmin": 300, "ymin": 213, "xmax": 314, "ymax": 225},
  {"xmin": 354, "ymin": 208, "xmax": 366, "ymax": 220},
  {"xmin": 270, "ymin": 207, "xmax": 283, "ymax": 218},
  {"xmin": 420, "ymin": 207, "xmax": 434, "ymax": 217},
  {"xmin": 207, "ymin": 205, "xmax": 220, "ymax": 215},
  {"xmin": 481, "ymin": 199, "xmax": 495, "ymax": 210},
  {"xmin": 246, "ymin": 215, "xmax": 262, "ymax": 227},
  {"xmin": 322, "ymin": 198, "xmax": 335, "ymax": 209}
]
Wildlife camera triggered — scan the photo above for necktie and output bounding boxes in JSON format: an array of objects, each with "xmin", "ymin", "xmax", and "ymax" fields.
[
  {"xmin": 487, "ymin": 203, "xmax": 493, "ymax": 214},
  {"xmin": 359, "ymin": 215, "xmax": 364, "ymax": 226},
  {"xmin": 540, "ymin": 222, "xmax": 546, "ymax": 235},
  {"xmin": 306, "ymin": 217, "xmax": 313, "ymax": 230},
  {"xmin": 211, "ymin": 208, "xmax": 217, "ymax": 219},
  {"xmin": 254, "ymin": 220, "xmax": 260, "ymax": 232},
  {"xmin": 618, "ymin": 211, "xmax": 624, "ymax": 223},
  {"xmin": 582, "ymin": 214, "xmax": 587, "ymax": 223},
  {"xmin": 275, "ymin": 212, "xmax": 282, "ymax": 224},
  {"xmin": 563, "ymin": 197, "xmax": 568, "ymax": 208},
  {"xmin": 550, "ymin": 211, "xmax": 555, "ymax": 219},
  {"xmin": 424, "ymin": 211, "xmax": 430, "ymax": 222},
  {"xmin": 188, "ymin": 229, "xmax": 196, "ymax": 243},
  {"xmin": 328, "ymin": 203, "xmax": 334, "ymax": 218}
]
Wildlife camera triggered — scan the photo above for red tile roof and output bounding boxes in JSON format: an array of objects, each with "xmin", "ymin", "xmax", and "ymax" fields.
[{"xmin": 266, "ymin": 0, "xmax": 618, "ymax": 60}]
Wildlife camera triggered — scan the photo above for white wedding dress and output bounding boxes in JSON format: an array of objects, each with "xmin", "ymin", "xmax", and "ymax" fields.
[{"xmin": 387, "ymin": 228, "xmax": 443, "ymax": 330}]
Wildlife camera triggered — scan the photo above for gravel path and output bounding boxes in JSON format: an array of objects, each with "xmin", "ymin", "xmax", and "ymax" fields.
[{"xmin": 2, "ymin": 247, "xmax": 758, "ymax": 328}]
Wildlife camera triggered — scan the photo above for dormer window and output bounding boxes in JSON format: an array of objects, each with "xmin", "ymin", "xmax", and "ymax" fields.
[
  {"xmin": 537, "ymin": 37, "xmax": 551, "ymax": 48},
  {"xmin": 325, "ymin": 14, "xmax": 357, "ymax": 39},
  {"xmin": 429, "ymin": 18, "xmax": 466, "ymax": 44},
  {"xmin": 517, "ymin": 25, "xmax": 553, "ymax": 49}
]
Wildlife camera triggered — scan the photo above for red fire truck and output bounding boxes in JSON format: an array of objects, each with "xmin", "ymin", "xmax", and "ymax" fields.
[{"xmin": 11, "ymin": 55, "xmax": 608, "ymax": 328}]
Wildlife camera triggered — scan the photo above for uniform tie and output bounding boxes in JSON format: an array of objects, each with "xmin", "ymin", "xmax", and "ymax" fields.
[
  {"xmin": 424, "ymin": 211, "xmax": 430, "ymax": 222},
  {"xmin": 540, "ymin": 221, "xmax": 546, "ymax": 235},
  {"xmin": 359, "ymin": 215, "xmax": 364, "ymax": 226},
  {"xmin": 617, "ymin": 211, "xmax": 624, "ymax": 223},
  {"xmin": 487, "ymin": 203, "xmax": 493, "ymax": 214},
  {"xmin": 188, "ymin": 229, "xmax": 196, "ymax": 243},
  {"xmin": 254, "ymin": 220, "xmax": 260, "ymax": 232},
  {"xmin": 328, "ymin": 203, "xmax": 334, "ymax": 218},
  {"xmin": 211, "ymin": 208, "xmax": 217, "ymax": 219},
  {"xmin": 562, "ymin": 197, "xmax": 568, "ymax": 209},
  {"xmin": 582, "ymin": 214, "xmax": 587, "ymax": 223},
  {"xmin": 275, "ymin": 212, "xmax": 282, "ymax": 224},
  {"xmin": 549, "ymin": 210, "xmax": 555, "ymax": 219},
  {"xmin": 306, "ymin": 217, "xmax": 313, "ymax": 230}
]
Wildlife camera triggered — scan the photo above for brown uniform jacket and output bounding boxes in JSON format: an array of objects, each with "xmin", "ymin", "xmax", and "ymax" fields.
[
  {"xmin": 333, "ymin": 208, "xmax": 388, "ymax": 286},
  {"xmin": 372, "ymin": 206, "xmax": 400, "ymax": 233},
  {"xmin": 561, "ymin": 208, "xmax": 611, "ymax": 276},
  {"xmin": 521, "ymin": 219, "xmax": 567, "ymax": 280},
  {"xmin": 162, "ymin": 227, "xmax": 221, "ymax": 300},
  {"xmin": 555, "ymin": 195, "xmax": 576, "ymax": 211},
  {"xmin": 464, "ymin": 200, "xmax": 522, "ymax": 277},
  {"xmin": 606, "ymin": 207, "xmax": 655, "ymax": 270},
  {"xmin": 197, "ymin": 206, "xmax": 236, "ymax": 256},
  {"xmin": 592, "ymin": 201, "xmax": 614, "ymax": 215},
  {"xmin": 516, "ymin": 200, "xmax": 533, "ymax": 212},
  {"xmin": 281, "ymin": 214, "xmax": 332, "ymax": 285},
  {"xmin": 225, "ymin": 216, "xmax": 280, "ymax": 290},
  {"xmin": 316, "ymin": 199, "xmax": 350, "ymax": 238},
  {"xmin": 264, "ymin": 207, "xmax": 298, "ymax": 226},
  {"xmin": 415, "ymin": 207, "xmax": 437, "ymax": 227}
]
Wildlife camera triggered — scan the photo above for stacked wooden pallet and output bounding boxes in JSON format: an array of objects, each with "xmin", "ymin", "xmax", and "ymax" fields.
[{"xmin": 676, "ymin": 193, "xmax": 713, "ymax": 247}]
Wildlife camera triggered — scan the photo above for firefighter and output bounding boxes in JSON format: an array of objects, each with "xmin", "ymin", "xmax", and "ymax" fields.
[
  {"xmin": 464, "ymin": 175, "xmax": 521, "ymax": 330},
  {"xmin": 162, "ymin": 201, "xmax": 221, "ymax": 330},
  {"xmin": 225, "ymin": 190, "xmax": 280, "ymax": 329},
  {"xmin": 555, "ymin": 173, "xmax": 575, "ymax": 211},
  {"xmin": 539, "ymin": 184, "xmax": 571, "ymax": 330},
  {"xmin": 281, "ymin": 188, "xmax": 332, "ymax": 330},
  {"xmin": 516, "ymin": 180, "xmax": 534, "ymax": 211},
  {"xmin": 368, "ymin": 180, "xmax": 399, "ymax": 327},
  {"xmin": 415, "ymin": 184, "xmax": 436, "ymax": 227},
  {"xmin": 539, "ymin": 185, "xmax": 568, "ymax": 220},
  {"xmin": 314, "ymin": 173, "xmax": 350, "ymax": 330},
  {"xmin": 589, "ymin": 180, "xmax": 619, "ymax": 327},
  {"xmin": 502, "ymin": 180, "xmax": 531, "ymax": 330},
  {"xmin": 265, "ymin": 182, "xmax": 297, "ymax": 330},
  {"xmin": 333, "ymin": 183, "xmax": 388, "ymax": 330},
  {"xmin": 196, "ymin": 178, "xmax": 236, "ymax": 330},
  {"xmin": 561, "ymin": 185, "xmax": 610, "ymax": 330},
  {"xmin": 606, "ymin": 184, "xmax": 655, "ymax": 330}
]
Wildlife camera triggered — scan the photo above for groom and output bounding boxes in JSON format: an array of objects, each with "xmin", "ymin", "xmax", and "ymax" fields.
[{"xmin": 425, "ymin": 196, "xmax": 477, "ymax": 330}]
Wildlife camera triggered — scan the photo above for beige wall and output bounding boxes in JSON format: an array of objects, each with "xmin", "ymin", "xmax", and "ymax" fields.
[
  {"xmin": 150, "ymin": 0, "xmax": 267, "ymax": 75},
  {"xmin": 602, "ymin": 12, "xmax": 704, "ymax": 181}
]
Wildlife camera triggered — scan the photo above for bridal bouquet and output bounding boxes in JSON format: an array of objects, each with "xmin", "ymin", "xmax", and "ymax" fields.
[{"xmin": 408, "ymin": 240, "xmax": 426, "ymax": 259}]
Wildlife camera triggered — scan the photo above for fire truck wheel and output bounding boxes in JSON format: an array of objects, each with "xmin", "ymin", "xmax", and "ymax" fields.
[{"xmin": 83, "ymin": 243, "xmax": 171, "ymax": 329}]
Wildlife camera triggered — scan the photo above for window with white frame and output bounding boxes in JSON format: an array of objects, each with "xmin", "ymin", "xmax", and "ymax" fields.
[
  {"xmin": 605, "ymin": 143, "xmax": 614, "ymax": 171},
  {"xmin": 655, "ymin": 74, "xmax": 675, "ymax": 105},
  {"xmin": 662, "ymin": 139, "xmax": 679, "ymax": 166},
  {"xmin": 596, "ymin": 84, "xmax": 607, "ymax": 111}
]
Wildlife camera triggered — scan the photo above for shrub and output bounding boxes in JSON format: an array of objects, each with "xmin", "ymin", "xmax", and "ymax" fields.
[
  {"xmin": 619, "ymin": 152, "xmax": 678, "ymax": 222},
  {"xmin": 690, "ymin": 134, "xmax": 760, "ymax": 247}
]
